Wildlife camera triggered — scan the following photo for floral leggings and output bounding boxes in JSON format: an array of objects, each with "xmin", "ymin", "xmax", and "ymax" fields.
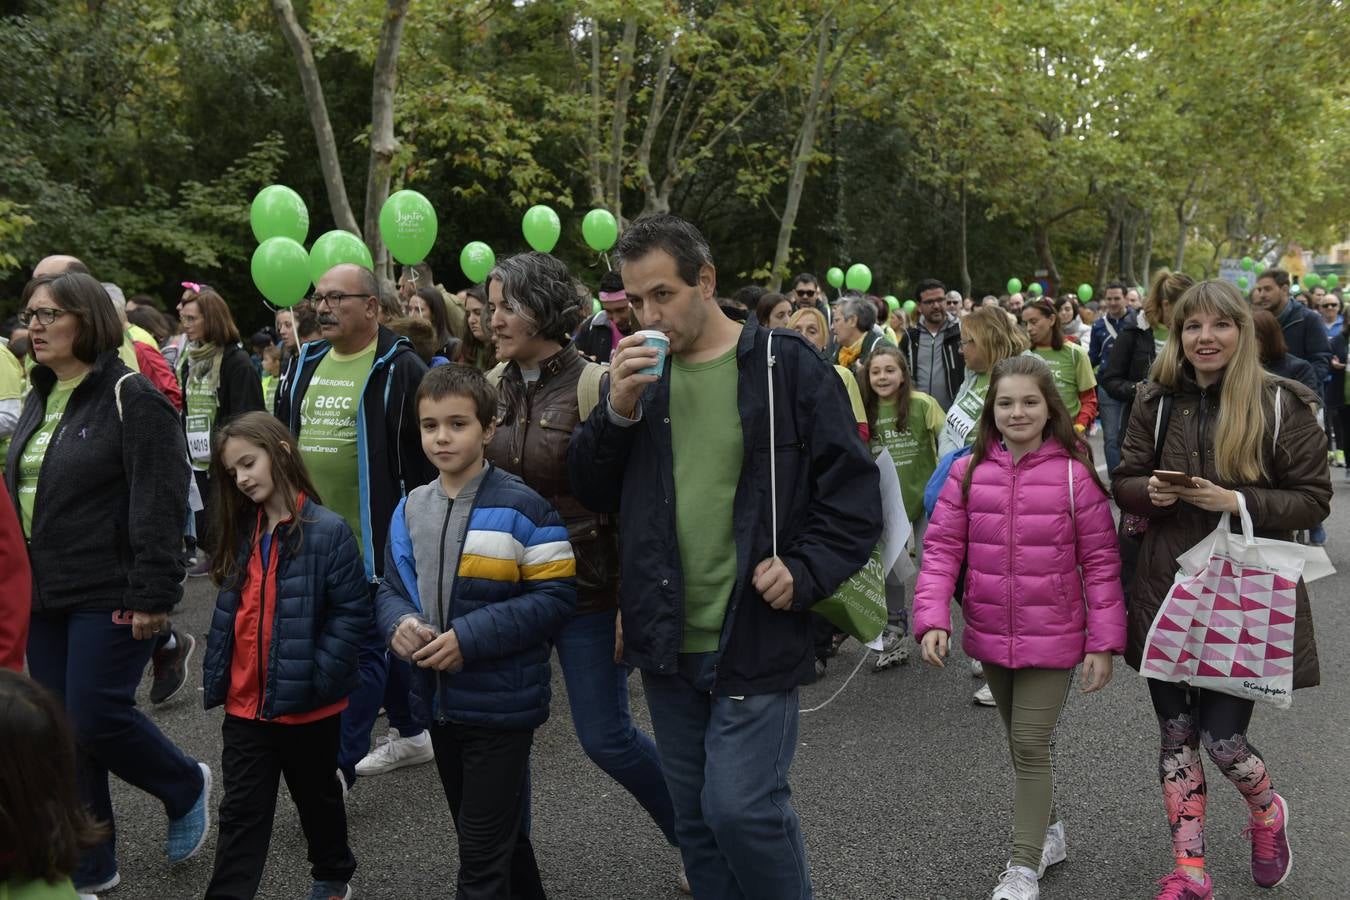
[{"xmin": 1148, "ymin": 679, "xmax": 1274, "ymax": 861}]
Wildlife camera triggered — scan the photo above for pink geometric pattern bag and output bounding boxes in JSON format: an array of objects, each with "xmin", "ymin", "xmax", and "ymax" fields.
[{"xmin": 1140, "ymin": 491, "xmax": 1307, "ymax": 709}]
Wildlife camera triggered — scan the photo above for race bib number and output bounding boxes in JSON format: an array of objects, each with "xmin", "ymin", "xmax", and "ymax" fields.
[
  {"xmin": 186, "ymin": 413, "xmax": 212, "ymax": 463},
  {"xmin": 944, "ymin": 395, "xmax": 980, "ymax": 447}
]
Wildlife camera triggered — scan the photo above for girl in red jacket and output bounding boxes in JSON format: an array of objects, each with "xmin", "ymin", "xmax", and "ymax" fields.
[{"xmin": 913, "ymin": 355, "xmax": 1126, "ymax": 900}]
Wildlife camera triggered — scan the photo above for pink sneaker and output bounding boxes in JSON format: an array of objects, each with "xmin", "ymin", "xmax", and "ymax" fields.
[
  {"xmin": 1243, "ymin": 792, "xmax": 1293, "ymax": 888},
  {"xmin": 1155, "ymin": 871, "xmax": 1213, "ymax": 899}
]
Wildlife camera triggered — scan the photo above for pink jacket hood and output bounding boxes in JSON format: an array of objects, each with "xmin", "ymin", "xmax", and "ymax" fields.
[{"xmin": 912, "ymin": 438, "xmax": 1126, "ymax": 669}]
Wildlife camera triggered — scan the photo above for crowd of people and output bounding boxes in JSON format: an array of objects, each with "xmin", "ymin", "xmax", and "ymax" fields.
[{"xmin": 0, "ymin": 215, "xmax": 1340, "ymax": 900}]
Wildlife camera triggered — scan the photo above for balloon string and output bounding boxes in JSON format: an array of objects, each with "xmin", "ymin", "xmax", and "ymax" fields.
[{"xmin": 603, "ymin": 252, "xmax": 612, "ymax": 272}]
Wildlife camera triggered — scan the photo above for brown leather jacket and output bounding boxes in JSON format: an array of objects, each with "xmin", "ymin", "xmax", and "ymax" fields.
[
  {"xmin": 1113, "ymin": 372, "xmax": 1329, "ymax": 689},
  {"xmin": 485, "ymin": 345, "xmax": 617, "ymax": 616}
]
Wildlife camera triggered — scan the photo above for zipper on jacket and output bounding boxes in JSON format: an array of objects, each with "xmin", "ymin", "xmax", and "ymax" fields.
[
  {"xmin": 254, "ymin": 531, "xmax": 273, "ymax": 719},
  {"xmin": 1007, "ymin": 465, "xmax": 1018, "ymax": 668}
]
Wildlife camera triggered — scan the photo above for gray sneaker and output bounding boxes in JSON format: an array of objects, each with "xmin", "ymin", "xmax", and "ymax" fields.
[
  {"xmin": 873, "ymin": 627, "xmax": 911, "ymax": 671},
  {"xmin": 309, "ymin": 881, "xmax": 352, "ymax": 900}
]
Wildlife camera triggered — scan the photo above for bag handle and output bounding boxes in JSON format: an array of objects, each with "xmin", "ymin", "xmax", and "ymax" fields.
[
  {"xmin": 1230, "ymin": 489, "xmax": 1256, "ymax": 546},
  {"xmin": 767, "ymin": 333, "xmax": 779, "ymax": 560}
]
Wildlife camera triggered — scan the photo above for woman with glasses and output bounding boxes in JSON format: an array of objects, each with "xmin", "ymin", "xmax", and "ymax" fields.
[
  {"xmin": 177, "ymin": 287, "xmax": 265, "ymax": 577},
  {"xmin": 5, "ymin": 273, "xmax": 211, "ymax": 893}
]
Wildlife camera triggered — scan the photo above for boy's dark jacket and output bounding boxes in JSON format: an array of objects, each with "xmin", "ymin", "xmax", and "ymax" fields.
[
  {"xmin": 275, "ymin": 326, "xmax": 435, "ymax": 581},
  {"xmin": 202, "ymin": 497, "xmax": 370, "ymax": 718},
  {"xmin": 567, "ymin": 324, "xmax": 882, "ymax": 696}
]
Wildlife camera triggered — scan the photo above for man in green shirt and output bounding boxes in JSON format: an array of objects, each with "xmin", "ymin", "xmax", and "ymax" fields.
[
  {"xmin": 570, "ymin": 215, "xmax": 880, "ymax": 900},
  {"xmin": 276, "ymin": 263, "xmax": 437, "ymax": 788}
]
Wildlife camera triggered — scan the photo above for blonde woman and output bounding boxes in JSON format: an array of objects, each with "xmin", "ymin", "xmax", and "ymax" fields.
[
  {"xmin": 1112, "ymin": 281, "xmax": 1330, "ymax": 900},
  {"xmin": 790, "ymin": 306, "xmax": 868, "ymax": 441},
  {"xmin": 937, "ymin": 306, "xmax": 1031, "ymax": 457}
]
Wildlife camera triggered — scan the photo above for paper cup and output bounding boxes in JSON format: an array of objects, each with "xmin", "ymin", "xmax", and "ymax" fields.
[{"xmin": 635, "ymin": 329, "xmax": 669, "ymax": 376}]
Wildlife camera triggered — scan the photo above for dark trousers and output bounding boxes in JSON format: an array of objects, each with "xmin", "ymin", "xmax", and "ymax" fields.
[
  {"xmin": 206, "ymin": 714, "xmax": 355, "ymax": 899},
  {"xmin": 26, "ymin": 610, "xmax": 203, "ymax": 885},
  {"xmin": 190, "ymin": 468, "xmax": 211, "ymax": 552},
  {"xmin": 428, "ymin": 722, "xmax": 544, "ymax": 900},
  {"xmin": 337, "ymin": 586, "xmax": 390, "ymax": 784}
]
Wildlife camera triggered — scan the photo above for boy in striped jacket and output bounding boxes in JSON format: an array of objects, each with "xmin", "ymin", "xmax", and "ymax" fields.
[{"xmin": 375, "ymin": 364, "xmax": 576, "ymax": 898}]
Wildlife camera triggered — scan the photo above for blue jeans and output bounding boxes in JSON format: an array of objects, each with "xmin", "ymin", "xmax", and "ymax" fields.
[
  {"xmin": 337, "ymin": 585, "xmax": 390, "ymax": 785},
  {"xmin": 1098, "ymin": 385, "xmax": 1125, "ymax": 474},
  {"xmin": 556, "ymin": 610, "xmax": 677, "ymax": 845},
  {"xmin": 27, "ymin": 609, "xmax": 205, "ymax": 884},
  {"xmin": 641, "ymin": 653, "xmax": 812, "ymax": 900}
]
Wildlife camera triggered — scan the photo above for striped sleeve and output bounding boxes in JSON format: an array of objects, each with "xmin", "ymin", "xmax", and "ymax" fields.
[{"xmin": 460, "ymin": 505, "xmax": 574, "ymax": 583}]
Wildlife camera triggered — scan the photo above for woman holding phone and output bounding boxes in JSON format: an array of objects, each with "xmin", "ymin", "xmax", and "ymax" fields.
[{"xmin": 1112, "ymin": 280, "xmax": 1330, "ymax": 900}]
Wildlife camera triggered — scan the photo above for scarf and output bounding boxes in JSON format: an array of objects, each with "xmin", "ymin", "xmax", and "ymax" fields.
[
  {"xmin": 837, "ymin": 334, "xmax": 866, "ymax": 370},
  {"xmin": 186, "ymin": 342, "xmax": 224, "ymax": 400}
]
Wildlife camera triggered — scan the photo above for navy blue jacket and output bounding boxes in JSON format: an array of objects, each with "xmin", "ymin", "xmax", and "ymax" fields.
[
  {"xmin": 375, "ymin": 466, "xmax": 577, "ymax": 731},
  {"xmin": 1277, "ymin": 300, "xmax": 1330, "ymax": 387},
  {"xmin": 275, "ymin": 327, "xmax": 436, "ymax": 581},
  {"xmin": 1088, "ymin": 309, "xmax": 1136, "ymax": 374},
  {"xmin": 567, "ymin": 324, "xmax": 882, "ymax": 696},
  {"xmin": 202, "ymin": 500, "xmax": 370, "ymax": 719}
]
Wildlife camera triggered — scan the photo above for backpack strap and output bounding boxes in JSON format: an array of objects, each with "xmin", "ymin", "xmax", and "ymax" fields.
[
  {"xmin": 113, "ymin": 372, "xmax": 137, "ymax": 420},
  {"xmin": 576, "ymin": 361, "xmax": 605, "ymax": 422},
  {"xmin": 1151, "ymin": 393, "xmax": 1174, "ymax": 472},
  {"xmin": 485, "ymin": 361, "xmax": 507, "ymax": 388}
]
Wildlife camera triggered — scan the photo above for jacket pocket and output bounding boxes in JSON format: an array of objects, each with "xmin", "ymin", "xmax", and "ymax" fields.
[{"xmin": 566, "ymin": 517, "xmax": 617, "ymax": 594}]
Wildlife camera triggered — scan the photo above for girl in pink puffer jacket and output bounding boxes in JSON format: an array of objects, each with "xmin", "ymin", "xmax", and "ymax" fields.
[{"xmin": 913, "ymin": 355, "xmax": 1126, "ymax": 900}]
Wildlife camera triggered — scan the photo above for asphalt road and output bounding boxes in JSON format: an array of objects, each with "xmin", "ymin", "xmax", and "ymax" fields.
[{"xmin": 101, "ymin": 465, "xmax": 1349, "ymax": 900}]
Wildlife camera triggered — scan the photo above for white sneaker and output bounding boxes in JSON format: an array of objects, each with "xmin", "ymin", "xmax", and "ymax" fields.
[
  {"xmin": 873, "ymin": 628, "xmax": 911, "ymax": 671},
  {"xmin": 1039, "ymin": 821, "xmax": 1067, "ymax": 876},
  {"xmin": 973, "ymin": 683, "xmax": 996, "ymax": 706},
  {"xmin": 355, "ymin": 728, "xmax": 434, "ymax": 776},
  {"xmin": 970, "ymin": 658, "xmax": 984, "ymax": 677},
  {"xmin": 991, "ymin": 865, "xmax": 1039, "ymax": 900}
]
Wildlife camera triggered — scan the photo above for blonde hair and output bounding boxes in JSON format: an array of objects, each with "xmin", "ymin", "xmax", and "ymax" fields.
[
  {"xmin": 788, "ymin": 307, "xmax": 829, "ymax": 350},
  {"xmin": 960, "ymin": 305, "xmax": 1029, "ymax": 371},
  {"xmin": 1150, "ymin": 280, "xmax": 1271, "ymax": 483},
  {"xmin": 1144, "ymin": 270, "xmax": 1194, "ymax": 329}
]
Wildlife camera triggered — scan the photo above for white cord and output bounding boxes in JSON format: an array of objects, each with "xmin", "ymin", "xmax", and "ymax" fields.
[{"xmin": 800, "ymin": 650, "xmax": 872, "ymax": 714}]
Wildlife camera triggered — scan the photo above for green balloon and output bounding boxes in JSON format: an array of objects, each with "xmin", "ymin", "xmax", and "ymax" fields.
[
  {"xmin": 1254, "ymin": 261, "xmax": 1265, "ymax": 274},
  {"xmin": 592, "ymin": 297, "xmax": 602, "ymax": 315},
  {"xmin": 379, "ymin": 190, "xmax": 437, "ymax": 264},
  {"xmin": 1028, "ymin": 282, "xmax": 1044, "ymax": 296},
  {"xmin": 251, "ymin": 237, "xmax": 311, "ymax": 308},
  {"xmin": 522, "ymin": 204, "xmax": 561, "ymax": 253},
  {"xmin": 582, "ymin": 209, "xmax": 619, "ymax": 252},
  {"xmin": 1303, "ymin": 272, "xmax": 1321, "ymax": 289},
  {"xmin": 1326, "ymin": 274, "xmax": 1340, "ymax": 290},
  {"xmin": 1238, "ymin": 276, "xmax": 1249, "ymax": 290},
  {"xmin": 885, "ymin": 295, "xmax": 899, "ymax": 312},
  {"xmin": 845, "ymin": 263, "xmax": 873, "ymax": 292},
  {"xmin": 826, "ymin": 267, "xmax": 845, "ymax": 289},
  {"xmin": 1241, "ymin": 256, "xmax": 1254, "ymax": 271},
  {"xmin": 902, "ymin": 300, "xmax": 917, "ymax": 314},
  {"xmin": 460, "ymin": 241, "xmax": 496, "ymax": 283},
  {"xmin": 1007, "ymin": 278, "xmax": 1022, "ymax": 294},
  {"xmin": 309, "ymin": 230, "xmax": 373, "ymax": 284},
  {"xmin": 250, "ymin": 185, "xmax": 309, "ymax": 244},
  {"xmin": 1077, "ymin": 283, "xmax": 1093, "ymax": 303}
]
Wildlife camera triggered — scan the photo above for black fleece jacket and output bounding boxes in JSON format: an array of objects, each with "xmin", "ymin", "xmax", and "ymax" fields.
[{"xmin": 5, "ymin": 352, "xmax": 189, "ymax": 614}]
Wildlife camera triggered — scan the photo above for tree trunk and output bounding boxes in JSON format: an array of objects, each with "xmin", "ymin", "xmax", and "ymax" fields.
[
  {"xmin": 637, "ymin": 40, "xmax": 675, "ymax": 217},
  {"xmin": 1034, "ymin": 223, "xmax": 1061, "ymax": 292},
  {"xmin": 606, "ymin": 18, "xmax": 639, "ymax": 223},
  {"xmin": 271, "ymin": 0, "xmax": 360, "ymax": 237},
  {"xmin": 585, "ymin": 25, "xmax": 605, "ymax": 207},
  {"xmin": 1174, "ymin": 201, "xmax": 1189, "ymax": 271},
  {"xmin": 769, "ymin": 17, "xmax": 831, "ymax": 292},
  {"xmin": 1137, "ymin": 208, "xmax": 1153, "ymax": 287},
  {"xmin": 1094, "ymin": 206, "xmax": 1120, "ymax": 294},
  {"xmin": 958, "ymin": 176, "xmax": 971, "ymax": 299},
  {"xmin": 362, "ymin": 0, "xmax": 410, "ymax": 283},
  {"xmin": 1120, "ymin": 207, "xmax": 1138, "ymax": 283}
]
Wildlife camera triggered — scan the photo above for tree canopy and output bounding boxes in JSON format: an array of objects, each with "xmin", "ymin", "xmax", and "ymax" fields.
[{"xmin": 3, "ymin": 0, "xmax": 1347, "ymax": 330}]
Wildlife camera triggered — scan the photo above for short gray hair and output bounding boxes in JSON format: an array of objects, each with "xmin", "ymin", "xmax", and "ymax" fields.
[
  {"xmin": 836, "ymin": 295, "xmax": 876, "ymax": 331},
  {"xmin": 488, "ymin": 252, "xmax": 583, "ymax": 343}
]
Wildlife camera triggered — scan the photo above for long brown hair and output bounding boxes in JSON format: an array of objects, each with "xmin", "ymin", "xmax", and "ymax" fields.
[
  {"xmin": 0, "ymin": 670, "xmax": 108, "ymax": 882},
  {"xmin": 208, "ymin": 412, "xmax": 323, "ymax": 586},
  {"xmin": 185, "ymin": 287, "xmax": 242, "ymax": 347},
  {"xmin": 962, "ymin": 355, "xmax": 1103, "ymax": 498},
  {"xmin": 1022, "ymin": 298, "xmax": 1064, "ymax": 350},
  {"xmin": 861, "ymin": 344, "xmax": 914, "ymax": 434}
]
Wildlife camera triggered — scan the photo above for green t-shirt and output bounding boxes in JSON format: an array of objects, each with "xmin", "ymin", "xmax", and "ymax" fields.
[
  {"xmin": 299, "ymin": 339, "xmax": 376, "ymax": 553},
  {"xmin": 0, "ymin": 876, "xmax": 80, "ymax": 900},
  {"xmin": 183, "ymin": 362, "xmax": 220, "ymax": 471},
  {"xmin": 670, "ymin": 346, "xmax": 743, "ymax": 652},
  {"xmin": 17, "ymin": 373, "xmax": 85, "ymax": 537},
  {"xmin": 0, "ymin": 345, "xmax": 24, "ymax": 464},
  {"xmin": 1153, "ymin": 324, "xmax": 1169, "ymax": 357},
  {"xmin": 1033, "ymin": 343, "xmax": 1096, "ymax": 418},
  {"xmin": 871, "ymin": 393, "xmax": 944, "ymax": 523}
]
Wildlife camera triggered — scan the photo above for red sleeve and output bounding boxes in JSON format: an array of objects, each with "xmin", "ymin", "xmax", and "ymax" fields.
[
  {"xmin": 857, "ymin": 422, "xmax": 870, "ymax": 443},
  {"xmin": 134, "ymin": 342, "xmax": 184, "ymax": 411},
  {"xmin": 0, "ymin": 481, "xmax": 31, "ymax": 670},
  {"xmin": 1075, "ymin": 387, "xmax": 1098, "ymax": 429}
]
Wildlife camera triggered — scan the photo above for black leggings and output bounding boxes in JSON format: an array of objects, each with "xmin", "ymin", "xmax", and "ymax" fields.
[{"xmin": 1147, "ymin": 679, "xmax": 1274, "ymax": 861}]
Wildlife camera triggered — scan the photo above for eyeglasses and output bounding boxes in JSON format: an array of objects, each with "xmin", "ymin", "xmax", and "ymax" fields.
[
  {"xmin": 1321, "ymin": 303, "xmax": 1341, "ymax": 310},
  {"xmin": 180, "ymin": 313, "xmax": 201, "ymax": 325},
  {"xmin": 19, "ymin": 307, "xmax": 71, "ymax": 326},
  {"xmin": 918, "ymin": 298, "xmax": 944, "ymax": 306},
  {"xmin": 310, "ymin": 291, "xmax": 370, "ymax": 307},
  {"xmin": 794, "ymin": 289, "xmax": 817, "ymax": 299}
]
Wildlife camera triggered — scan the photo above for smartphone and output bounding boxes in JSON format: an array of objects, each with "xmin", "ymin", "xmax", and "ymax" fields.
[{"xmin": 1152, "ymin": 470, "xmax": 1196, "ymax": 488}]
